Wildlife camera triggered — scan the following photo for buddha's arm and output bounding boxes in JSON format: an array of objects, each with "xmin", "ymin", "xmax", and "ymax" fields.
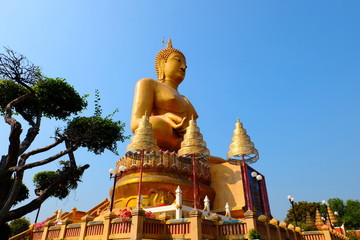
[
  {"xmin": 183, "ymin": 96, "xmax": 199, "ymax": 120},
  {"xmin": 130, "ymin": 78, "xmax": 156, "ymax": 132},
  {"xmin": 130, "ymin": 78, "xmax": 187, "ymax": 134}
]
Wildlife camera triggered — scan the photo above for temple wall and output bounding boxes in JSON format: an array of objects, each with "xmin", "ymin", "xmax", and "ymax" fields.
[{"xmin": 210, "ymin": 161, "xmax": 246, "ymax": 216}]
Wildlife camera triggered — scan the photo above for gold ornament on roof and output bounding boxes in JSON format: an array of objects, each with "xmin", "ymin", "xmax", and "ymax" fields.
[
  {"xmin": 327, "ymin": 206, "xmax": 338, "ymax": 224},
  {"xmin": 306, "ymin": 212, "xmax": 315, "ymax": 227},
  {"xmin": 227, "ymin": 118, "xmax": 259, "ymax": 164},
  {"xmin": 178, "ymin": 117, "xmax": 209, "ymax": 163},
  {"xmin": 315, "ymin": 208, "xmax": 323, "ymax": 226},
  {"xmin": 126, "ymin": 114, "xmax": 159, "ymax": 154}
]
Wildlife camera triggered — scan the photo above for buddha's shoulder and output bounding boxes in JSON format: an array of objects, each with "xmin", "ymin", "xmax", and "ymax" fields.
[{"xmin": 137, "ymin": 78, "xmax": 157, "ymax": 86}]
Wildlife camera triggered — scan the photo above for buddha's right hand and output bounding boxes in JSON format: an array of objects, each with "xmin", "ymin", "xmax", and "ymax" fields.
[{"xmin": 163, "ymin": 113, "xmax": 187, "ymax": 130}]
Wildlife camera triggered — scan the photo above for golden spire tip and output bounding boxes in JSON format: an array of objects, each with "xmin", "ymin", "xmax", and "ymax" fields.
[{"xmin": 167, "ymin": 39, "xmax": 173, "ymax": 48}]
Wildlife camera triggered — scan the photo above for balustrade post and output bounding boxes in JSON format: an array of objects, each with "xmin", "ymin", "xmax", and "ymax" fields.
[
  {"xmin": 102, "ymin": 211, "xmax": 116, "ymax": 240},
  {"xmin": 288, "ymin": 224, "xmax": 297, "ymax": 240},
  {"xmin": 322, "ymin": 225, "xmax": 332, "ymax": 240},
  {"xmin": 279, "ymin": 221, "xmax": 290, "ymax": 240},
  {"xmin": 79, "ymin": 214, "xmax": 94, "ymax": 240},
  {"xmin": 258, "ymin": 215, "xmax": 271, "ymax": 240},
  {"xmin": 130, "ymin": 208, "xmax": 145, "ymax": 240},
  {"xmin": 270, "ymin": 218, "xmax": 281, "ymax": 240},
  {"xmin": 59, "ymin": 217, "xmax": 72, "ymax": 239},
  {"xmin": 295, "ymin": 226, "xmax": 302, "ymax": 240},
  {"xmin": 189, "ymin": 209, "xmax": 203, "ymax": 240},
  {"xmin": 40, "ymin": 221, "xmax": 54, "ymax": 240},
  {"xmin": 244, "ymin": 210, "xmax": 257, "ymax": 234},
  {"xmin": 210, "ymin": 214, "xmax": 221, "ymax": 239}
]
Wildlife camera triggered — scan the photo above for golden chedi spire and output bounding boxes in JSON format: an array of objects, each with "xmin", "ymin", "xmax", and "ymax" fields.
[
  {"xmin": 306, "ymin": 212, "xmax": 315, "ymax": 227},
  {"xmin": 227, "ymin": 118, "xmax": 259, "ymax": 164},
  {"xmin": 126, "ymin": 114, "xmax": 159, "ymax": 154},
  {"xmin": 327, "ymin": 206, "xmax": 338, "ymax": 225},
  {"xmin": 178, "ymin": 117, "xmax": 209, "ymax": 162},
  {"xmin": 315, "ymin": 208, "xmax": 324, "ymax": 226}
]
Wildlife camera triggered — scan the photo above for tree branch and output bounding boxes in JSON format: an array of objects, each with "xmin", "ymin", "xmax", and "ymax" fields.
[
  {"xmin": 0, "ymin": 170, "xmax": 24, "ymax": 223},
  {"xmin": 0, "ymin": 92, "xmax": 34, "ymax": 173},
  {"xmin": 10, "ymin": 145, "xmax": 76, "ymax": 172},
  {"xmin": 19, "ymin": 111, "xmax": 42, "ymax": 155},
  {"xmin": 3, "ymin": 164, "xmax": 89, "ymax": 222}
]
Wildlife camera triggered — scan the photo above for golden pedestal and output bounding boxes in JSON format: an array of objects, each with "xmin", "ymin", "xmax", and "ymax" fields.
[{"xmin": 111, "ymin": 151, "xmax": 215, "ymax": 210}]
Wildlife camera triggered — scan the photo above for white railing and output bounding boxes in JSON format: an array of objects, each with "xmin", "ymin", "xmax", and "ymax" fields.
[{"xmin": 143, "ymin": 186, "xmax": 231, "ymax": 221}]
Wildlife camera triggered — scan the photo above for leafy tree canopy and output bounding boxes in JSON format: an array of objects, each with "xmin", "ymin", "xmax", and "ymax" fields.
[
  {"xmin": 0, "ymin": 47, "xmax": 129, "ymax": 224},
  {"xmin": 285, "ymin": 198, "xmax": 360, "ymax": 230},
  {"xmin": 9, "ymin": 217, "xmax": 30, "ymax": 237}
]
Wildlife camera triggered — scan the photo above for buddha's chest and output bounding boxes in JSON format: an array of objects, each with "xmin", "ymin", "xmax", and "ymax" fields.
[{"xmin": 154, "ymin": 85, "xmax": 187, "ymax": 114}]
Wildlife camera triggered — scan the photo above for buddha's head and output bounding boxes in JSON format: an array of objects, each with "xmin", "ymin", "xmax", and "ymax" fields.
[{"xmin": 155, "ymin": 39, "xmax": 187, "ymax": 82}]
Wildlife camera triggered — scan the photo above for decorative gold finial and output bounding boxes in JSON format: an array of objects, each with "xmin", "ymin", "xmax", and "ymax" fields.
[
  {"xmin": 167, "ymin": 38, "xmax": 173, "ymax": 48},
  {"xmin": 315, "ymin": 208, "xmax": 323, "ymax": 226},
  {"xmin": 126, "ymin": 114, "xmax": 159, "ymax": 154},
  {"xmin": 306, "ymin": 212, "xmax": 315, "ymax": 227},
  {"xmin": 178, "ymin": 118, "xmax": 209, "ymax": 163},
  {"xmin": 327, "ymin": 206, "xmax": 338, "ymax": 224},
  {"xmin": 227, "ymin": 118, "xmax": 259, "ymax": 164}
]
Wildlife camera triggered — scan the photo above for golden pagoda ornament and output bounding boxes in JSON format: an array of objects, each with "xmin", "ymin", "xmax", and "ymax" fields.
[
  {"xmin": 327, "ymin": 206, "xmax": 338, "ymax": 225},
  {"xmin": 315, "ymin": 208, "xmax": 324, "ymax": 226},
  {"xmin": 126, "ymin": 114, "xmax": 159, "ymax": 155},
  {"xmin": 125, "ymin": 114, "xmax": 159, "ymax": 209},
  {"xmin": 178, "ymin": 118, "xmax": 210, "ymax": 163},
  {"xmin": 227, "ymin": 118, "xmax": 259, "ymax": 164},
  {"xmin": 178, "ymin": 117, "xmax": 209, "ymax": 209},
  {"xmin": 306, "ymin": 212, "xmax": 315, "ymax": 227}
]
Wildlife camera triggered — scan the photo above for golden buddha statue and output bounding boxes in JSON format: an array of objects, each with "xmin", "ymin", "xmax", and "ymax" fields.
[{"xmin": 130, "ymin": 39, "xmax": 198, "ymax": 152}]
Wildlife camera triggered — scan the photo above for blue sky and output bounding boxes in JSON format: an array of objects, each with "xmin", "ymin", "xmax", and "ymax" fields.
[{"xmin": 1, "ymin": 1, "xmax": 359, "ymax": 222}]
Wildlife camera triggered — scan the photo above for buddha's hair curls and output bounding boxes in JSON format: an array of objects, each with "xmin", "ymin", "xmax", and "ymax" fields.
[{"xmin": 155, "ymin": 39, "xmax": 186, "ymax": 80}]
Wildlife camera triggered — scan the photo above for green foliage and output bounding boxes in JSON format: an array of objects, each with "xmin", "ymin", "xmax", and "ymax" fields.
[
  {"xmin": 33, "ymin": 171, "xmax": 57, "ymax": 190},
  {"xmin": 9, "ymin": 217, "xmax": 30, "ymax": 236},
  {"xmin": 285, "ymin": 201, "xmax": 320, "ymax": 226},
  {"xmin": 343, "ymin": 200, "xmax": 360, "ymax": 229},
  {"xmin": 33, "ymin": 162, "xmax": 86, "ymax": 200},
  {"xmin": 346, "ymin": 232, "xmax": 360, "ymax": 240},
  {"xmin": 328, "ymin": 198, "xmax": 345, "ymax": 227},
  {"xmin": 0, "ymin": 79, "xmax": 36, "ymax": 118},
  {"xmin": 66, "ymin": 116, "xmax": 127, "ymax": 155},
  {"xmin": 296, "ymin": 222, "xmax": 318, "ymax": 231},
  {"xmin": 285, "ymin": 198, "xmax": 360, "ymax": 230},
  {"xmin": 0, "ymin": 48, "xmax": 128, "ymax": 223},
  {"xmin": 248, "ymin": 229, "xmax": 262, "ymax": 240},
  {"xmin": 2, "ymin": 178, "xmax": 29, "ymax": 206},
  {"xmin": 0, "ymin": 77, "xmax": 87, "ymax": 120},
  {"xmin": 34, "ymin": 77, "xmax": 87, "ymax": 119},
  {"xmin": 94, "ymin": 89, "xmax": 102, "ymax": 117}
]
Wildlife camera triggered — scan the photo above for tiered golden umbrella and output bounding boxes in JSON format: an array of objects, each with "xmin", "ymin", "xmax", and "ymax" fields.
[
  {"xmin": 126, "ymin": 114, "xmax": 159, "ymax": 208},
  {"xmin": 227, "ymin": 118, "xmax": 259, "ymax": 164},
  {"xmin": 178, "ymin": 118, "xmax": 209, "ymax": 209},
  {"xmin": 227, "ymin": 118, "xmax": 259, "ymax": 212}
]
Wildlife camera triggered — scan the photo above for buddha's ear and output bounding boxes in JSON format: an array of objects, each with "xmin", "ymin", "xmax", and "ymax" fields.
[{"xmin": 158, "ymin": 59, "xmax": 165, "ymax": 81}]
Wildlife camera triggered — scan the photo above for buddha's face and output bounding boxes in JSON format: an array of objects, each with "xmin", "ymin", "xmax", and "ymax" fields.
[{"xmin": 163, "ymin": 52, "xmax": 187, "ymax": 83}]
